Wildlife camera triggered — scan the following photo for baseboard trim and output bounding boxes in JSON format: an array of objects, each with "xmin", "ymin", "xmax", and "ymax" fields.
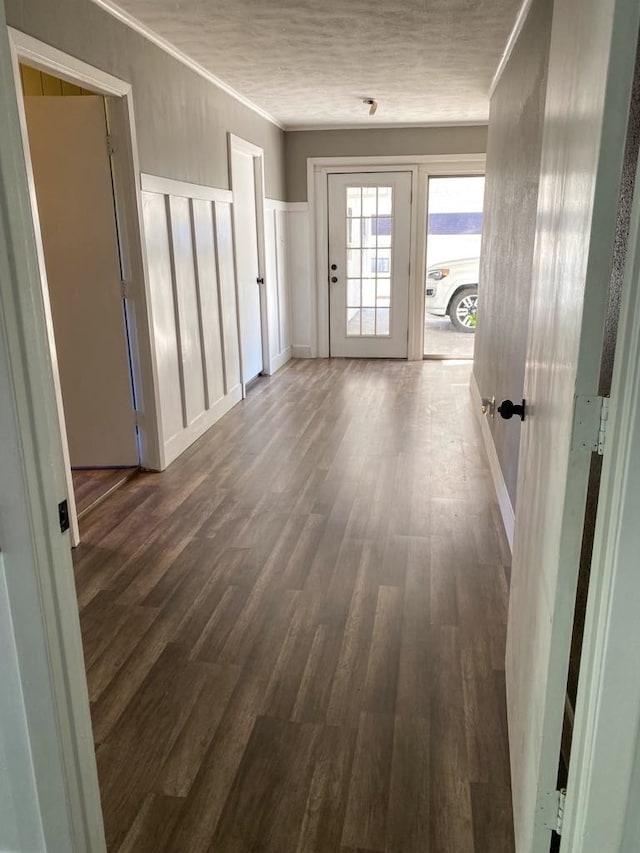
[
  {"xmin": 292, "ymin": 345, "xmax": 313, "ymax": 358},
  {"xmin": 162, "ymin": 385, "xmax": 243, "ymax": 468},
  {"xmin": 267, "ymin": 347, "xmax": 292, "ymax": 374},
  {"xmin": 470, "ymin": 372, "xmax": 515, "ymax": 552}
]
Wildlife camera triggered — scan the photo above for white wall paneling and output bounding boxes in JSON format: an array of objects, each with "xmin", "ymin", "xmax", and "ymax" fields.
[
  {"xmin": 285, "ymin": 202, "xmax": 313, "ymax": 356},
  {"xmin": 264, "ymin": 198, "xmax": 293, "ymax": 372},
  {"xmin": 141, "ymin": 174, "xmax": 242, "ymax": 467}
]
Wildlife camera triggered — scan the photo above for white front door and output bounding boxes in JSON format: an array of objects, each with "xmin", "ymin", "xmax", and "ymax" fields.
[
  {"xmin": 504, "ymin": 0, "xmax": 640, "ymax": 850},
  {"xmin": 25, "ymin": 96, "xmax": 138, "ymax": 468},
  {"xmin": 328, "ymin": 172, "xmax": 412, "ymax": 357},
  {"xmin": 230, "ymin": 145, "xmax": 263, "ymax": 384}
]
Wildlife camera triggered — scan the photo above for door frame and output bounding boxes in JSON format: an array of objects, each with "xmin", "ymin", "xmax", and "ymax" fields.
[
  {"xmin": 8, "ymin": 29, "xmax": 164, "ymax": 541},
  {"xmin": 228, "ymin": 133, "xmax": 270, "ymax": 391},
  {"xmin": 307, "ymin": 154, "xmax": 486, "ymax": 360},
  {"xmin": 561, "ymin": 145, "xmax": 640, "ymax": 850},
  {"xmin": 0, "ymin": 18, "xmax": 106, "ymax": 851},
  {"xmin": 327, "ymin": 170, "xmax": 413, "ymax": 358}
]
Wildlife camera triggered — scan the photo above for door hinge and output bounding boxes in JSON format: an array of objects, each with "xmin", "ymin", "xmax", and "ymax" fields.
[
  {"xmin": 571, "ymin": 395, "xmax": 610, "ymax": 455},
  {"xmin": 540, "ymin": 788, "xmax": 567, "ymax": 835},
  {"xmin": 597, "ymin": 395, "xmax": 610, "ymax": 455},
  {"xmin": 106, "ymin": 134, "xmax": 116, "ymax": 157}
]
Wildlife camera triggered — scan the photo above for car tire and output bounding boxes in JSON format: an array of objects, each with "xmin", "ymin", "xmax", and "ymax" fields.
[{"xmin": 449, "ymin": 287, "xmax": 478, "ymax": 333}]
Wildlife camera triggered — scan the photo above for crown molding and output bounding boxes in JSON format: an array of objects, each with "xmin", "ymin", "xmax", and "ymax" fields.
[
  {"xmin": 489, "ymin": 0, "xmax": 535, "ymax": 98},
  {"xmin": 285, "ymin": 120, "xmax": 489, "ymax": 132},
  {"xmin": 89, "ymin": 0, "xmax": 284, "ymax": 130}
]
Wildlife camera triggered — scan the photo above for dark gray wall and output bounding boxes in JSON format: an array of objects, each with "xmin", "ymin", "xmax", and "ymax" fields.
[
  {"xmin": 285, "ymin": 125, "xmax": 488, "ymax": 201},
  {"xmin": 473, "ymin": 0, "xmax": 553, "ymax": 507},
  {"xmin": 5, "ymin": 0, "xmax": 286, "ymax": 198}
]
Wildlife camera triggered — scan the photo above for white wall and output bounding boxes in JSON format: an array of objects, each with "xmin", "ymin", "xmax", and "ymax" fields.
[
  {"xmin": 140, "ymin": 176, "xmax": 295, "ymax": 468},
  {"xmin": 140, "ymin": 176, "xmax": 242, "ymax": 468},
  {"xmin": 263, "ymin": 201, "xmax": 293, "ymax": 371},
  {"xmin": 286, "ymin": 204, "xmax": 313, "ymax": 358}
]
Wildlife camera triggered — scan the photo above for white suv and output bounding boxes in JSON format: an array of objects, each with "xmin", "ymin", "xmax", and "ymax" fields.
[{"xmin": 425, "ymin": 257, "xmax": 479, "ymax": 332}]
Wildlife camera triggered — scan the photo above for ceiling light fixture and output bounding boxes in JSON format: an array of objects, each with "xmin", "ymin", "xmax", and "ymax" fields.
[{"xmin": 363, "ymin": 97, "xmax": 378, "ymax": 116}]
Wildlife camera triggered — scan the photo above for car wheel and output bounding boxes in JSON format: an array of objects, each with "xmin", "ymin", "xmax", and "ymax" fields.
[{"xmin": 449, "ymin": 287, "xmax": 478, "ymax": 333}]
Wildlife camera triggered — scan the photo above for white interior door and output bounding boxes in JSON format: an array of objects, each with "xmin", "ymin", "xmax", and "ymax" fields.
[
  {"xmin": 230, "ymin": 145, "xmax": 263, "ymax": 384},
  {"xmin": 505, "ymin": 1, "xmax": 640, "ymax": 850},
  {"xmin": 328, "ymin": 172, "xmax": 411, "ymax": 357},
  {"xmin": 24, "ymin": 96, "xmax": 138, "ymax": 468}
]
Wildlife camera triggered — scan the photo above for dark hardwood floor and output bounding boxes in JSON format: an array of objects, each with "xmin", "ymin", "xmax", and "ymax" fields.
[
  {"xmin": 72, "ymin": 467, "xmax": 138, "ymax": 518},
  {"xmin": 72, "ymin": 358, "xmax": 515, "ymax": 853}
]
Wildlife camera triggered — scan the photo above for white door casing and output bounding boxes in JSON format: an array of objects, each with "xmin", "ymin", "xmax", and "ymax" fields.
[
  {"xmin": 229, "ymin": 135, "xmax": 266, "ymax": 386},
  {"xmin": 561, "ymin": 123, "xmax": 640, "ymax": 851},
  {"xmin": 307, "ymin": 157, "xmax": 485, "ymax": 360},
  {"xmin": 24, "ymin": 96, "xmax": 138, "ymax": 468},
  {"xmin": 505, "ymin": 0, "xmax": 640, "ymax": 850},
  {"xmin": 328, "ymin": 171, "xmax": 412, "ymax": 358},
  {"xmin": 0, "ymin": 14, "xmax": 106, "ymax": 850}
]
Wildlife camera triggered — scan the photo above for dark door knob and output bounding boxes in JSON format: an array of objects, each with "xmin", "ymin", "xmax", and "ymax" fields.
[
  {"xmin": 256, "ymin": 277, "xmax": 264, "ymax": 284},
  {"xmin": 331, "ymin": 264, "xmax": 337, "ymax": 270},
  {"xmin": 331, "ymin": 276, "xmax": 338, "ymax": 283},
  {"xmin": 498, "ymin": 399, "xmax": 526, "ymax": 421}
]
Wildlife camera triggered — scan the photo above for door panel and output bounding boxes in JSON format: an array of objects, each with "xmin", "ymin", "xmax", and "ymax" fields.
[
  {"xmin": 505, "ymin": 1, "xmax": 640, "ymax": 849},
  {"xmin": 329, "ymin": 172, "xmax": 411, "ymax": 357},
  {"xmin": 230, "ymin": 148, "xmax": 263, "ymax": 383},
  {"xmin": 25, "ymin": 96, "xmax": 138, "ymax": 467}
]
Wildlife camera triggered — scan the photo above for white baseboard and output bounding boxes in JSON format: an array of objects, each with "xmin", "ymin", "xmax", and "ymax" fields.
[
  {"xmin": 470, "ymin": 372, "xmax": 515, "ymax": 552},
  {"xmin": 265, "ymin": 347, "xmax": 292, "ymax": 374},
  {"xmin": 162, "ymin": 385, "xmax": 243, "ymax": 468},
  {"xmin": 292, "ymin": 345, "xmax": 313, "ymax": 358}
]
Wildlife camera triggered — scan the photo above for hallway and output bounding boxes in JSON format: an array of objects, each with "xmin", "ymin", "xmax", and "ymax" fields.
[{"xmin": 72, "ymin": 358, "xmax": 515, "ymax": 852}]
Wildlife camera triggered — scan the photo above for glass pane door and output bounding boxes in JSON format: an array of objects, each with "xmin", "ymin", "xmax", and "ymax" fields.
[
  {"xmin": 328, "ymin": 172, "xmax": 412, "ymax": 358},
  {"xmin": 345, "ymin": 185, "xmax": 392, "ymax": 337},
  {"xmin": 424, "ymin": 175, "xmax": 485, "ymax": 358}
]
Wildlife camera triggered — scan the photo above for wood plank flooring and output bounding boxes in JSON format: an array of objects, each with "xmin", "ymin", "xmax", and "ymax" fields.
[
  {"xmin": 72, "ymin": 467, "xmax": 138, "ymax": 518},
  {"xmin": 72, "ymin": 358, "xmax": 515, "ymax": 852}
]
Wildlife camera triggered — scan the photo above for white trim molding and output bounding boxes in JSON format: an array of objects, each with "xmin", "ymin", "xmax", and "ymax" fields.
[
  {"xmin": 8, "ymin": 27, "xmax": 132, "ymax": 95},
  {"xmin": 470, "ymin": 371, "xmax": 515, "ymax": 551},
  {"xmin": 228, "ymin": 133, "xmax": 271, "ymax": 387},
  {"xmin": 561, "ymin": 138, "xmax": 640, "ymax": 851},
  {"xmin": 292, "ymin": 345, "xmax": 313, "ymax": 358},
  {"xmin": 270, "ymin": 346, "xmax": 293, "ymax": 372},
  {"xmin": 141, "ymin": 173, "xmax": 233, "ymax": 204},
  {"xmin": 287, "ymin": 120, "xmax": 489, "ymax": 132},
  {"xmin": 8, "ymin": 29, "xmax": 165, "ymax": 517},
  {"xmin": 489, "ymin": 0, "xmax": 536, "ymax": 98},
  {"xmin": 264, "ymin": 198, "xmax": 289, "ymax": 212},
  {"xmin": 1, "ymin": 17, "xmax": 106, "ymax": 850},
  {"xmin": 88, "ymin": 0, "xmax": 283, "ymax": 129}
]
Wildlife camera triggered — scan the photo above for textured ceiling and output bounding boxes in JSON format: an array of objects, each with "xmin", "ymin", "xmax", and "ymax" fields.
[{"xmin": 110, "ymin": 0, "xmax": 523, "ymax": 128}]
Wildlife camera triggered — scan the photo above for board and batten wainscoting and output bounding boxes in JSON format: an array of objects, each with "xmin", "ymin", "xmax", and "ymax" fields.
[
  {"xmin": 140, "ymin": 175, "xmax": 295, "ymax": 469},
  {"xmin": 285, "ymin": 202, "xmax": 313, "ymax": 358},
  {"xmin": 141, "ymin": 174, "xmax": 241, "ymax": 468},
  {"xmin": 263, "ymin": 199, "xmax": 293, "ymax": 372}
]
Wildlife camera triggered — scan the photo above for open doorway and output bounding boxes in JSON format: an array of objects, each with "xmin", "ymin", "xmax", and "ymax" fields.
[
  {"xmin": 423, "ymin": 175, "xmax": 485, "ymax": 358},
  {"xmin": 19, "ymin": 64, "xmax": 139, "ymax": 528}
]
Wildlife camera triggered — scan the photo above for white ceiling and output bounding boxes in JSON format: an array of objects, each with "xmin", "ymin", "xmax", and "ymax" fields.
[{"xmin": 109, "ymin": 0, "xmax": 523, "ymax": 129}]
